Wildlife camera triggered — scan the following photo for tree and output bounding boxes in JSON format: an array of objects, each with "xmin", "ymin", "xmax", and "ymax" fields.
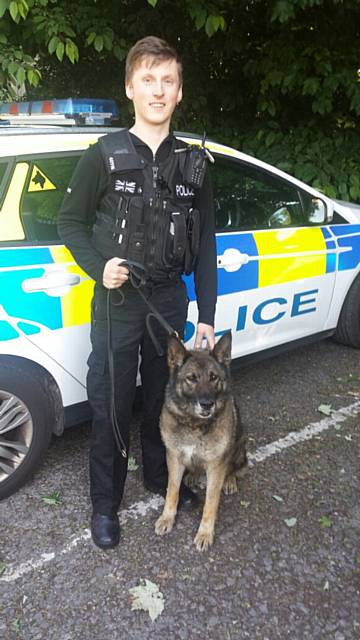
[{"xmin": 1, "ymin": 0, "xmax": 359, "ymax": 201}]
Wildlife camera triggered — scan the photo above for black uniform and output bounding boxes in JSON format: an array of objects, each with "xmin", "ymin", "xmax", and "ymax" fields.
[{"xmin": 58, "ymin": 130, "xmax": 217, "ymax": 516}]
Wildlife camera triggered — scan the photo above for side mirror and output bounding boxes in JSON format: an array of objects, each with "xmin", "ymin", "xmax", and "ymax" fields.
[{"xmin": 308, "ymin": 198, "xmax": 326, "ymax": 224}]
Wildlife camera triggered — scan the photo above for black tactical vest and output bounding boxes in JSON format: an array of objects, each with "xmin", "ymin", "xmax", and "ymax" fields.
[{"xmin": 91, "ymin": 130, "xmax": 200, "ymax": 281}]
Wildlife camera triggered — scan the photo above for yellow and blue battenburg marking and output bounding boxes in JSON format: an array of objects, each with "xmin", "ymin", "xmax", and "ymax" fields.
[
  {"xmin": 184, "ymin": 225, "xmax": 360, "ymax": 301},
  {"xmin": 330, "ymin": 224, "xmax": 360, "ymax": 271},
  {"xmin": 1, "ymin": 225, "xmax": 360, "ymax": 344},
  {"xmin": 0, "ymin": 246, "xmax": 93, "ymax": 341}
]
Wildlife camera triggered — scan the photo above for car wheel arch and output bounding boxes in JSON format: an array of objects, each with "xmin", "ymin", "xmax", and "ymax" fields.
[
  {"xmin": 0, "ymin": 355, "xmax": 65, "ymax": 500},
  {"xmin": 333, "ymin": 272, "xmax": 360, "ymax": 348}
]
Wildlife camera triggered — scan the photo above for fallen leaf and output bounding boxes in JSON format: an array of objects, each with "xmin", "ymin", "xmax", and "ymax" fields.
[
  {"xmin": 0, "ymin": 561, "xmax": 6, "ymax": 575},
  {"xmin": 12, "ymin": 619, "xmax": 21, "ymax": 633},
  {"xmin": 128, "ymin": 457, "xmax": 139, "ymax": 471},
  {"xmin": 240, "ymin": 500, "xmax": 250, "ymax": 508},
  {"xmin": 129, "ymin": 579, "xmax": 164, "ymax": 622},
  {"xmin": 344, "ymin": 435, "xmax": 353, "ymax": 442},
  {"xmin": 356, "ymin": 553, "xmax": 360, "ymax": 564},
  {"xmin": 319, "ymin": 515, "xmax": 332, "ymax": 528},
  {"xmin": 272, "ymin": 495, "xmax": 284, "ymax": 503},
  {"xmin": 42, "ymin": 490, "xmax": 61, "ymax": 506},
  {"xmin": 348, "ymin": 374, "xmax": 360, "ymax": 382},
  {"xmin": 284, "ymin": 517, "xmax": 297, "ymax": 528},
  {"xmin": 323, "ymin": 580, "xmax": 330, "ymax": 591},
  {"xmin": 317, "ymin": 404, "xmax": 333, "ymax": 416}
]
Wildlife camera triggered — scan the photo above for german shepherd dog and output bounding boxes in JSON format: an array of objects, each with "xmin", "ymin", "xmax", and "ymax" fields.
[{"xmin": 155, "ymin": 332, "xmax": 247, "ymax": 551}]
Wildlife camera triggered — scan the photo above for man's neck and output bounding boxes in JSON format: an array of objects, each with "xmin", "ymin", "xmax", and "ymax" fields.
[{"xmin": 129, "ymin": 122, "xmax": 170, "ymax": 156}]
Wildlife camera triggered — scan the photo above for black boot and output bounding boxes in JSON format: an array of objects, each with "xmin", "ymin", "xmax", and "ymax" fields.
[
  {"xmin": 144, "ymin": 480, "xmax": 199, "ymax": 510},
  {"xmin": 91, "ymin": 512, "xmax": 120, "ymax": 549}
]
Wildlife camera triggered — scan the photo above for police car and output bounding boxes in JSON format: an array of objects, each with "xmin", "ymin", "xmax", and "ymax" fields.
[{"xmin": 0, "ymin": 98, "xmax": 359, "ymax": 500}]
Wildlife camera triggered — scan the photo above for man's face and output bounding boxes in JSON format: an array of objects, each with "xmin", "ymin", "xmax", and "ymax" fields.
[{"xmin": 125, "ymin": 57, "xmax": 182, "ymax": 128}]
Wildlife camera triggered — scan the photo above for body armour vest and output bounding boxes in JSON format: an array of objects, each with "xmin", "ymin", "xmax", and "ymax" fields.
[{"xmin": 91, "ymin": 130, "xmax": 201, "ymax": 281}]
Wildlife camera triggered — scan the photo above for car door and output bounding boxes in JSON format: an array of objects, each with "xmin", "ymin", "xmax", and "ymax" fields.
[
  {"xmin": 0, "ymin": 150, "xmax": 94, "ymax": 392},
  {"xmin": 209, "ymin": 154, "xmax": 337, "ymax": 359}
]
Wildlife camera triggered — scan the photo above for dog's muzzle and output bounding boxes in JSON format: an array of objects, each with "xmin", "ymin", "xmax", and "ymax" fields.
[{"xmin": 196, "ymin": 399, "xmax": 215, "ymax": 418}]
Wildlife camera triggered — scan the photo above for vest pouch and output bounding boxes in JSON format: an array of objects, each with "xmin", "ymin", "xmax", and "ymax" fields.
[
  {"xmin": 126, "ymin": 196, "xmax": 145, "ymax": 265},
  {"xmin": 184, "ymin": 208, "xmax": 200, "ymax": 275},
  {"xmin": 162, "ymin": 204, "xmax": 187, "ymax": 268},
  {"xmin": 92, "ymin": 214, "xmax": 128, "ymax": 261}
]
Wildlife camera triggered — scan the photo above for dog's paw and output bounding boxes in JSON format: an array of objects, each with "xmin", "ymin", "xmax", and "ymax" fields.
[
  {"xmin": 193, "ymin": 528, "xmax": 214, "ymax": 551},
  {"xmin": 155, "ymin": 514, "xmax": 175, "ymax": 536},
  {"xmin": 222, "ymin": 475, "xmax": 238, "ymax": 495}
]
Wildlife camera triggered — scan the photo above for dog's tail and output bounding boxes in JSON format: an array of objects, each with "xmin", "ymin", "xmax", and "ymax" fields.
[
  {"xmin": 234, "ymin": 434, "xmax": 248, "ymax": 478},
  {"xmin": 233, "ymin": 402, "xmax": 248, "ymax": 477}
]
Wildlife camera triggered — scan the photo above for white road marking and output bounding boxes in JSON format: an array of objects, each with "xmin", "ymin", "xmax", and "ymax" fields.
[
  {"xmin": 248, "ymin": 400, "xmax": 360, "ymax": 465},
  {"xmin": 1, "ymin": 400, "xmax": 359, "ymax": 584},
  {"xmin": 1, "ymin": 496, "xmax": 163, "ymax": 584}
]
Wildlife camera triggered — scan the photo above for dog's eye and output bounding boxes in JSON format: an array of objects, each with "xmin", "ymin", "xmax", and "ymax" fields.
[
  {"xmin": 209, "ymin": 372, "xmax": 218, "ymax": 382},
  {"xmin": 186, "ymin": 374, "xmax": 197, "ymax": 383}
]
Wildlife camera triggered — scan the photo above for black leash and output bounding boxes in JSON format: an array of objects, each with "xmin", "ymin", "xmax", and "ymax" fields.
[
  {"xmin": 106, "ymin": 289, "xmax": 127, "ymax": 458},
  {"xmin": 106, "ymin": 260, "xmax": 178, "ymax": 456}
]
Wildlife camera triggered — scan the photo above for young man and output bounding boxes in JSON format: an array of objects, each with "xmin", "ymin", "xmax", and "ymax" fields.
[{"xmin": 58, "ymin": 36, "xmax": 217, "ymax": 549}]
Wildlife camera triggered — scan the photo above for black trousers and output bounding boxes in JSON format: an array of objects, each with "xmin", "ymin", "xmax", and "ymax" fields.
[{"xmin": 86, "ymin": 278, "xmax": 188, "ymax": 515}]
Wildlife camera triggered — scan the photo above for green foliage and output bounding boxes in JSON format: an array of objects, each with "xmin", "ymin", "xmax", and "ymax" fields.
[
  {"xmin": 0, "ymin": 0, "xmax": 359, "ymax": 202},
  {"xmin": 234, "ymin": 123, "xmax": 360, "ymax": 202}
]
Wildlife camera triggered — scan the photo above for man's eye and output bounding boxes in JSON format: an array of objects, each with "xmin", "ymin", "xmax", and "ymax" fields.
[
  {"xmin": 186, "ymin": 374, "xmax": 197, "ymax": 383},
  {"xmin": 209, "ymin": 372, "xmax": 218, "ymax": 382}
]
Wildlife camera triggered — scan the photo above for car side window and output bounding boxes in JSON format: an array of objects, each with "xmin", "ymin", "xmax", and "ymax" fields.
[
  {"xmin": 20, "ymin": 153, "xmax": 81, "ymax": 241},
  {"xmin": 0, "ymin": 160, "xmax": 9, "ymax": 204},
  {"xmin": 211, "ymin": 156, "xmax": 326, "ymax": 231},
  {"xmin": 0, "ymin": 161, "xmax": 8, "ymax": 187}
]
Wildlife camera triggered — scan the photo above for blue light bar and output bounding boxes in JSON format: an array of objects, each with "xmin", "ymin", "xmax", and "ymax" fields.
[
  {"xmin": 30, "ymin": 98, "xmax": 119, "ymax": 117},
  {"xmin": 0, "ymin": 98, "xmax": 119, "ymax": 125}
]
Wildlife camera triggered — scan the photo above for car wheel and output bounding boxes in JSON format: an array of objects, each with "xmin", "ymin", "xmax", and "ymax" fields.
[
  {"xmin": 0, "ymin": 359, "xmax": 54, "ymax": 500},
  {"xmin": 334, "ymin": 274, "xmax": 360, "ymax": 348}
]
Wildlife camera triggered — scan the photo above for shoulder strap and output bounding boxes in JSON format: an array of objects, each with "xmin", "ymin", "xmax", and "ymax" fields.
[
  {"xmin": 99, "ymin": 129, "xmax": 145, "ymax": 173},
  {"xmin": 160, "ymin": 136, "xmax": 189, "ymax": 191}
]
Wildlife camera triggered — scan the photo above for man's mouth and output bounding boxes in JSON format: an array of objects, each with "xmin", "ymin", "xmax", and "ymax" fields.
[{"xmin": 150, "ymin": 102, "xmax": 165, "ymax": 108}]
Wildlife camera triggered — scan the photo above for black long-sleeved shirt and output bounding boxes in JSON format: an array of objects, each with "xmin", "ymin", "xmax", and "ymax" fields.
[{"xmin": 58, "ymin": 131, "xmax": 217, "ymax": 326}]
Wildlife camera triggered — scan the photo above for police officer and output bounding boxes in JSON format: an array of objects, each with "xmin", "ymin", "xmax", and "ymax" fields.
[{"xmin": 58, "ymin": 36, "xmax": 217, "ymax": 549}]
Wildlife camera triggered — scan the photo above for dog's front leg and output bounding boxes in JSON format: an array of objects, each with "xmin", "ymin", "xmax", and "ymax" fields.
[
  {"xmin": 155, "ymin": 451, "xmax": 185, "ymax": 536},
  {"xmin": 194, "ymin": 464, "xmax": 227, "ymax": 551}
]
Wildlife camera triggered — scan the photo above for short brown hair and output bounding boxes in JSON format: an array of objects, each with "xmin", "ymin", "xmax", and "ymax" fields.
[{"xmin": 125, "ymin": 36, "xmax": 182, "ymax": 85}]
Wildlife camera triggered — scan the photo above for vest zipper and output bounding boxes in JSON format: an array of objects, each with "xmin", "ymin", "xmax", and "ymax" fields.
[
  {"xmin": 152, "ymin": 165, "xmax": 158, "ymax": 188},
  {"xmin": 148, "ymin": 162, "xmax": 161, "ymax": 271}
]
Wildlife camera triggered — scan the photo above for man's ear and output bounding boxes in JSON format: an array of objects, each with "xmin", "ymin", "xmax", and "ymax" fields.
[
  {"xmin": 167, "ymin": 335, "xmax": 187, "ymax": 372},
  {"xmin": 125, "ymin": 82, "xmax": 134, "ymax": 100},
  {"xmin": 176, "ymin": 85, "xmax": 183, "ymax": 105},
  {"xmin": 212, "ymin": 332, "xmax": 232, "ymax": 368}
]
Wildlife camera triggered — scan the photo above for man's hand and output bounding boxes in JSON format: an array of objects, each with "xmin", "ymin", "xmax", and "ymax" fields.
[
  {"xmin": 194, "ymin": 323, "xmax": 215, "ymax": 350},
  {"xmin": 102, "ymin": 258, "xmax": 129, "ymax": 289}
]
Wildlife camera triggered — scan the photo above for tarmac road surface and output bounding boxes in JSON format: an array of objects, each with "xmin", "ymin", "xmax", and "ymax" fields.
[{"xmin": 0, "ymin": 338, "xmax": 359, "ymax": 640}]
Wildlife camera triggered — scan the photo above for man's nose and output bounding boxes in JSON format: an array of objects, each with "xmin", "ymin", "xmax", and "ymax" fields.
[{"xmin": 153, "ymin": 81, "xmax": 164, "ymax": 95}]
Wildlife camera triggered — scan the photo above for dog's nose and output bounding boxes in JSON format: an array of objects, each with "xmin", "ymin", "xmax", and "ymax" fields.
[{"xmin": 199, "ymin": 399, "xmax": 215, "ymax": 411}]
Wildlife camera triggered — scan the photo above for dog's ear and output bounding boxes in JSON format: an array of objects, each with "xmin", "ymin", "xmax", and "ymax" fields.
[
  {"xmin": 167, "ymin": 334, "xmax": 187, "ymax": 372},
  {"xmin": 212, "ymin": 331, "xmax": 232, "ymax": 367}
]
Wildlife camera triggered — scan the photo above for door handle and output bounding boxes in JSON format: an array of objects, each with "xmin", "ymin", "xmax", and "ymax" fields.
[
  {"xmin": 217, "ymin": 248, "xmax": 249, "ymax": 272},
  {"xmin": 22, "ymin": 271, "xmax": 81, "ymax": 293}
]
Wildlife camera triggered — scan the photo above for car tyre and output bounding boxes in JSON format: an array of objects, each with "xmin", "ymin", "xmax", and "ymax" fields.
[
  {"xmin": 333, "ymin": 274, "xmax": 360, "ymax": 348},
  {"xmin": 0, "ymin": 358, "xmax": 54, "ymax": 500}
]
